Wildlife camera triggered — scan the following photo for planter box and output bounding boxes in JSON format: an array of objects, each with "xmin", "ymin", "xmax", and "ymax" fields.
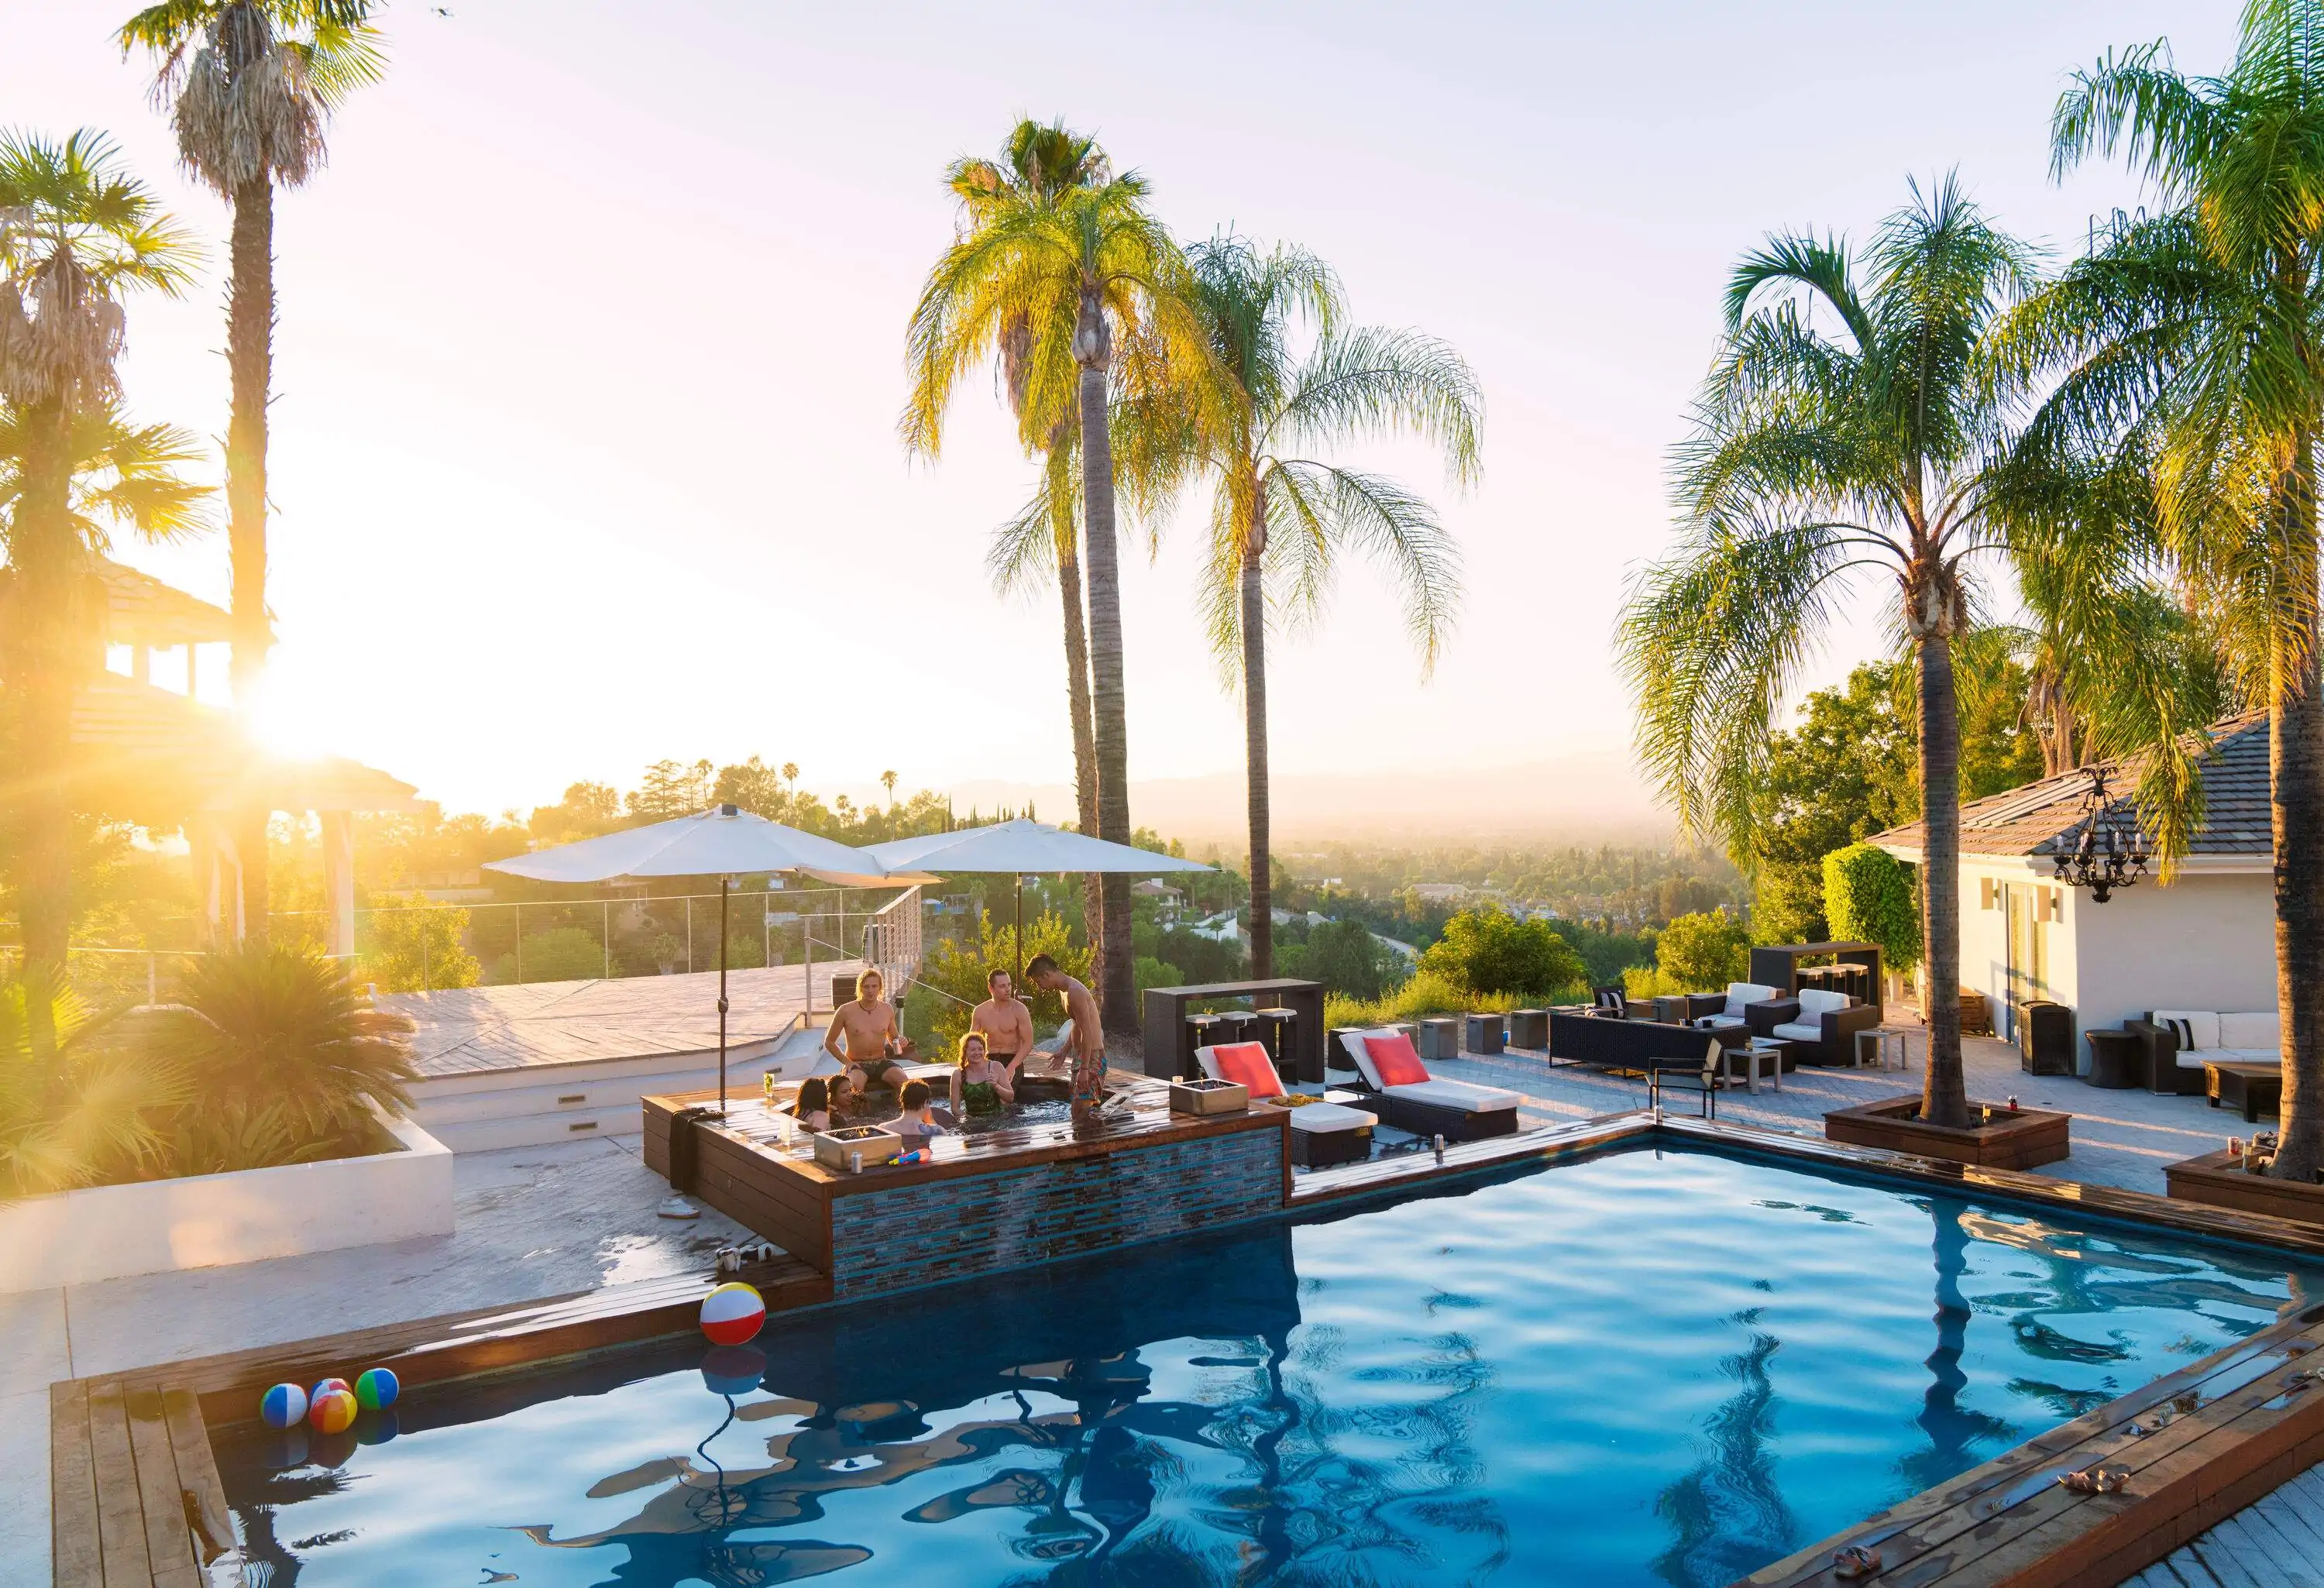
[
  {"xmin": 2167, "ymin": 1149, "xmax": 2324, "ymax": 1226},
  {"xmin": 1823, "ymin": 1094, "xmax": 2071, "ymax": 1170},
  {"xmin": 0, "ymin": 1111, "xmax": 452, "ymax": 1294}
]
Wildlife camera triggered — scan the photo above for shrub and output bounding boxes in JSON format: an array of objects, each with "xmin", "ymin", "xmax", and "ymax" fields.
[
  {"xmin": 492, "ymin": 926, "xmax": 606, "ymax": 985},
  {"xmin": 1416, "ymin": 906, "xmax": 1587, "ymax": 999},
  {"xmin": 1822, "ymin": 842, "xmax": 1920, "ymax": 968},
  {"xmin": 1325, "ymin": 970, "xmax": 1520, "ymax": 1033},
  {"xmin": 363, "ymin": 893, "xmax": 480, "ymax": 993},
  {"xmin": 914, "ymin": 909, "xmax": 1092, "ymax": 1054},
  {"xmin": 0, "ymin": 974, "xmax": 181, "ymax": 1196},
  {"xmin": 1648, "ymin": 909, "xmax": 1752, "ymax": 993},
  {"xmin": 1134, "ymin": 955, "xmax": 1184, "ymax": 994}
]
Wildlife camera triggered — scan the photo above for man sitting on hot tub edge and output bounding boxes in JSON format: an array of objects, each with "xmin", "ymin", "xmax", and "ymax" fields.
[{"xmin": 823, "ymin": 968, "xmax": 913, "ymax": 1095}]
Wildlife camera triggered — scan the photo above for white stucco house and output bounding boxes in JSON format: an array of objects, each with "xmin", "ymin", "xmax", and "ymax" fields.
[{"xmin": 1870, "ymin": 716, "xmax": 2275, "ymax": 1060}]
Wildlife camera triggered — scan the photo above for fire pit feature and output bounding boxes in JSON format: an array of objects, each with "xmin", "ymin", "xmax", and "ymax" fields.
[{"xmin": 1169, "ymin": 1078, "xmax": 1250, "ymax": 1115}]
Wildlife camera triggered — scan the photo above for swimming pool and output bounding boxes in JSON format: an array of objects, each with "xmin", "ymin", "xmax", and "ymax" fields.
[{"xmin": 213, "ymin": 1144, "xmax": 2324, "ymax": 1586}]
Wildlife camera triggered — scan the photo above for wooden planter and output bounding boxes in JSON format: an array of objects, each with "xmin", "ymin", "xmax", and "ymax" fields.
[
  {"xmin": 1823, "ymin": 1094, "xmax": 2071, "ymax": 1170},
  {"xmin": 2167, "ymin": 1149, "xmax": 2324, "ymax": 1226}
]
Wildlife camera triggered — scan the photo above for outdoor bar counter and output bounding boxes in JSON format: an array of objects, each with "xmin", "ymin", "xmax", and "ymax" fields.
[{"xmin": 642, "ymin": 1075, "xmax": 1291, "ymax": 1301}]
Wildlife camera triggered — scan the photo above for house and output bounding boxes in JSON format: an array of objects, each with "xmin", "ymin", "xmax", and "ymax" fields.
[{"xmin": 1868, "ymin": 716, "xmax": 2274, "ymax": 1054}]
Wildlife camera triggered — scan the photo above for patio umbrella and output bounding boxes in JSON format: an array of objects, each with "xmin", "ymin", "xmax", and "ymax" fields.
[
  {"xmin": 864, "ymin": 819, "xmax": 1212, "ymax": 981},
  {"xmin": 486, "ymin": 804, "xmax": 892, "ymax": 1115}
]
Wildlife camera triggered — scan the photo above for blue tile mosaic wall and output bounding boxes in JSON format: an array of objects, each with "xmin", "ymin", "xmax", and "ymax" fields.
[{"xmin": 826, "ymin": 1127, "xmax": 1285, "ymax": 1300}]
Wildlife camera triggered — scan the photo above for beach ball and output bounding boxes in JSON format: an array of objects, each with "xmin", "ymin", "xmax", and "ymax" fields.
[
  {"xmin": 310, "ymin": 1377, "xmax": 351, "ymax": 1404},
  {"xmin": 700, "ymin": 1344, "xmax": 767, "ymax": 1397},
  {"xmin": 699, "ymin": 1281, "xmax": 765, "ymax": 1346},
  {"xmin": 260, "ymin": 1383, "xmax": 308, "ymax": 1430},
  {"xmin": 354, "ymin": 1368, "xmax": 400, "ymax": 1411},
  {"xmin": 308, "ymin": 1387, "xmax": 359, "ymax": 1435}
]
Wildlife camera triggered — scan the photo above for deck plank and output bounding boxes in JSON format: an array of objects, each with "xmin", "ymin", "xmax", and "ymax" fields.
[
  {"xmin": 50, "ymin": 1380, "xmax": 102, "ymax": 1588},
  {"xmin": 84, "ymin": 1383, "xmax": 153, "ymax": 1588},
  {"xmin": 161, "ymin": 1388, "xmax": 237, "ymax": 1574},
  {"xmin": 123, "ymin": 1389, "xmax": 198, "ymax": 1588}
]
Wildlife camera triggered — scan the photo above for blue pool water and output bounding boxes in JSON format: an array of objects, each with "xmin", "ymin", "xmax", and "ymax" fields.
[{"xmin": 215, "ymin": 1146, "xmax": 2324, "ymax": 1586}]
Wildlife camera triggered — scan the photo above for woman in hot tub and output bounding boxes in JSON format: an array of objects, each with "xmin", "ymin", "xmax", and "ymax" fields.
[{"xmin": 948, "ymin": 1032, "xmax": 1016, "ymax": 1118}]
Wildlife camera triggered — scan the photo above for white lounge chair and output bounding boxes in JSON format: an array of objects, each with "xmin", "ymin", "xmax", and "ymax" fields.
[
  {"xmin": 1341, "ymin": 1029, "xmax": 1521, "ymax": 1142},
  {"xmin": 1195, "ymin": 1041, "xmax": 1375, "ymax": 1167}
]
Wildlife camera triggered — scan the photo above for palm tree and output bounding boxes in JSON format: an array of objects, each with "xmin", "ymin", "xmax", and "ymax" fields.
[
  {"xmin": 1177, "ymin": 235, "xmax": 1479, "ymax": 975},
  {"xmin": 0, "ymin": 129, "xmax": 198, "ymax": 1058},
  {"xmin": 119, "ymin": 0, "xmax": 386, "ymax": 947},
  {"xmin": 1617, "ymin": 177, "xmax": 2034, "ymax": 1128},
  {"xmin": 1998, "ymin": 0, "xmax": 2324, "ymax": 1178},
  {"xmin": 902, "ymin": 120, "xmax": 1210, "ymax": 1029},
  {"xmin": 880, "ymin": 768, "xmax": 898, "ymax": 809}
]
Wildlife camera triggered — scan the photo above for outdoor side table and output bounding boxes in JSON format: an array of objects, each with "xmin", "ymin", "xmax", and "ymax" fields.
[
  {"xmin": 2083, "ymin": 1029, "xmax": 2140, "ymax": 1090},
  {"xmin": 1714, "ymin": 1036, "xmax": 1783, "ymax": 1095},
  {"xmin": 1853, "ymin": 1027, "xmax": 1909, "ymax": 1071},
  {"xmin": 1506, "ymin": 1009, "xmax": 1549, "ymax": 1050},
  {"xmin": 1465, "ymin": 1013, "xmax": 1506, "ymax": 1056},
  {"xmin": 1418, "ymin": 1018, "xmax": 1460, "ymax": 1061},
  {"xmin": 2205, "ymin": 1060, "xmax": 2283, "ymax": 1123}
]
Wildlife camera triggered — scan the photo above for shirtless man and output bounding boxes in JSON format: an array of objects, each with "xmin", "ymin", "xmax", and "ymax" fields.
[
  {"xmin": 1024, "ymin": 954, "xmax": 1105, "ymax": 1117},
  {"xmin": 824, "ymin": 968, "xmax": 911, "ymax": 1091},
  {"xmin": 968, "ymin": 968, "xmax": 1036, "ymax": 1082}
]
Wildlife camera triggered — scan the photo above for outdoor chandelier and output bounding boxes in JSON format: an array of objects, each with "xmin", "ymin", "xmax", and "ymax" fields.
[{"xmin": 2052, "ymin": 767, "xmax": 2148, "ymax": 903}]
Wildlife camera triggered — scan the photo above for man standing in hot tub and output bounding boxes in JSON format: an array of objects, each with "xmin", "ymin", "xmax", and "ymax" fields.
[
  {"xmin": 968, "ymin": 968, "xmax": 1035, "ymax": 1084},
  {"xmin": 1025, "ymin": 954, "xmax": 1106, "ymax": 1120}
]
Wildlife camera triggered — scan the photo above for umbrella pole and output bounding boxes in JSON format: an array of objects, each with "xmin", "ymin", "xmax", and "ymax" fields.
[
  {"xmin": 717, "ymin": 876, "xmax": 731, "ymax": 1116},
  {"xmin": 1015, "ymin": 874, "xmax": 1023, "ymax": 984}
]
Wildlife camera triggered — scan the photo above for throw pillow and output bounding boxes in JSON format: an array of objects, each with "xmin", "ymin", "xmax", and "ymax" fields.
[
  {"xmin": 1208, "ymin": 1042, "xmax": 1284, "ymax": 1098},
  {"xmin": 1364, "ymin": 1030, "xmax": 1432, "ymax": 1088}
]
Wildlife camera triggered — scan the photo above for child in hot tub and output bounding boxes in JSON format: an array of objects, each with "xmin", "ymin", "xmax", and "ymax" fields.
[{"xmin": 892, "ymin": 1079, "xmax": 954, "ymax": 1143}]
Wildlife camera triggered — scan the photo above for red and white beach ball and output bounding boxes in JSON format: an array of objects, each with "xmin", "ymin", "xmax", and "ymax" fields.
[{"xmin": 699, "ymin": 1282, "xmax": 765, "ymax": 1346}]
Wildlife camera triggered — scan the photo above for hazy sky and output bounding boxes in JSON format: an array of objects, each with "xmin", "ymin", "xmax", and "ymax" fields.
[{"xmin": 12, "ymin": 1, "xmax": 2236, "ymax": 821}]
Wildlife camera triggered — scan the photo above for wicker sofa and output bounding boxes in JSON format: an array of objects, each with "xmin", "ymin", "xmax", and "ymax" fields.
[
  {"xmin": 1549, "ymin": 1010, "xmax": 1730, "ymax": 1070},
  {"xmin": 2120, "ymin": 1009, "xmax": 2281, "ymax": 1095},
  {"xmin": 1758, "ymin": 987, "xmax": 1882, "ymax": 1066}
]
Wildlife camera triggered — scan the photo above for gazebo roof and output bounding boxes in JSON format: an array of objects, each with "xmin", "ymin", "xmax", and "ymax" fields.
[{"xmin": 93, "ymin": 555, "xmax": 236, "ymax": 647}]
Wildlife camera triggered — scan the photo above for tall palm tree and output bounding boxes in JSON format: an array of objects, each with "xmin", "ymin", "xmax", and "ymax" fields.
[
  {"xmin": 902, "ymin": 122, "xmax": 1209, "ymax": 1028},
  {"xmin": 1177, "ymin": 236, "xmax": 1479, "ymax": 975},
  {"xmin": 0, "ymin": 129, "xmax": 198, "ymax": 1059},
  {"xmin": 1999, "ymin": 0, "xmax": 2324, "ymax": 1178},
  {"xmin": 1617, "ymin": 177, "xmax": 2034, "ymax": 1128},
  {"xmin": 119, "ymin": 0, "xmax": 386, "ymax": 947}
]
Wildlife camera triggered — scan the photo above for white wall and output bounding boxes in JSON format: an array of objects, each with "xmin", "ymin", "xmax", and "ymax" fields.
[{"xmin": 0, "ymin": 1112, "xmax": 453, "ymax": 1294}]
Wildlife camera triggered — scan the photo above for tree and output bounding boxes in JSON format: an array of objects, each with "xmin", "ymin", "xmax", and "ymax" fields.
[
  {"xmin": 1996, "ymin": 2, "xmax": 2324, "ymax": 1176},
  {"xmin": 1277, "ymin": 916, "xmax": 1397, "ymax": 1000},
  {"xmin": 121, "ymin": 0, "xmax": 387, "ymax": 947},
  {"xmin": 1618, "ymin": 177, "xmax": 2035, "ymax": 1128},
  {"xmin": 627, "ymin": 758, "xmax": 713, "ymax": 822},
  {"xmin": 1176, "ymin": 235, "xmax": 1479, "ymax": 978},
  {"xmin": 1652, "ymin": 909, "xmax": 1755, "ymax": 992},
  {"xmin": 0, "ymin": 129, "xmax": 198, "ymax": 1058},
  {"xmin": 902, "ymin": 119, "xmax": 1212, "ymax": 1033},
  {"xmin": 880, "ymin": 768, "xmax": 898, "ymax": 808},
  {"xmin": 1823, "ymin": 842, "xmax": 1922, "ymax": 973},
  {"xmin": 1417, "ymin": 906, "xmax": 1587, "ymax": 999}
]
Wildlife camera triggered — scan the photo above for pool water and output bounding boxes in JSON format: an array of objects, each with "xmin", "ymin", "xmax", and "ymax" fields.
[{"xmin": 215, "ymin": 1146, "xmax": 2324, "ymax": 1587}]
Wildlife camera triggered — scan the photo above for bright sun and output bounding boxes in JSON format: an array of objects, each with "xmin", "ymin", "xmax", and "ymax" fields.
[{"xmin": 246, "ymin": 676, "xmax": 336, "ymax": 761}]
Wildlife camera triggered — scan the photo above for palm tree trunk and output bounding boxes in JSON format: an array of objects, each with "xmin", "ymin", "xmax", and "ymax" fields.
[
  {"xmin": 1241, "ymin": 487, "xmax": 1271, "ymax": 979},
  {"xmin": 2268, "ymin": 437, "xmax": 2324, "ymax": 1181},
  {"xmin": 1055, "ymin": 522, "xmax": 1105, "ymax": 975},
  {"xmin": 227, "ymin": 177, "xmax": 275, "ymax": 947},
  {"xmin": 1074, "ymin": 292, "xmax": 1135, "ymax": 1036},
  {"xmin": 6, "ymin": 395, "xmax": 79, "ymax": 1060},
  {"xmin": 1917, "ymin": 626, "xmax": 1971, "ymax": 1128}
]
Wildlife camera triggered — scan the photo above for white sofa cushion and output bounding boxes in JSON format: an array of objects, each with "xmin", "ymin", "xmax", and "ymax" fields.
[
  {"xmin": 1797, "ymin": 988, "xmax": 1854, "ymax": 1018},
  {"xmin": 2150, "ymin": 1009, "xmax": 2219, "ymax": 1051},
  {"xmin": 1286, "ymin": 1101, "xmax": 1374, "ymax": 1133},
  {"xmin": 1384, "ymin": 1078, "xmax": 1521, "ymax": 1113},
  {"xmin": 2207, "ymin": 1048, "xmax": 2280, "ymax": 1066},
  {"xmin": 1694, "ymin": 1013, "xmax": 1745, "ymax": 1031},
  {"xmin": 2218, "ymin": 1012, "xmax": 2280, "ymax": 1050},
  {"xmin": 1771, "ymin": 1020, "xmax": 1823, "ymax": 1043},
  {"xmin": 1723, "ymin": 982, "xmax": 1778, "ymax": 1019}
]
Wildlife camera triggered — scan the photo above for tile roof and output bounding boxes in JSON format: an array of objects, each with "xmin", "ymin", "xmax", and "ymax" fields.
[{"xmin": 1869, "ymin": 714, "xmax": 2273, "ymax": 860}]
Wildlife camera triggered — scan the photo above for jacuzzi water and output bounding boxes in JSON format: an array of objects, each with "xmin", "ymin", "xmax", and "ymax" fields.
[{"xmin": 213, "ymin": 1145, "xmax": 2324, "ymax": 1586}]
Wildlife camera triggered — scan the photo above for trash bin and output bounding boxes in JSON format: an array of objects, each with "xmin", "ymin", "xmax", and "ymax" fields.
[{"xmin": 2017, "ymin": 1000, "xmax": 2075, "ymax": 1076}]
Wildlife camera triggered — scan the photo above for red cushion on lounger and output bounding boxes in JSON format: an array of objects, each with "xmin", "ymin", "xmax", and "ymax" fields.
[
  {"xmin": 1210, "ymin": 1042, "xmax": 1284, "ymax": 1098},
  {"xmin": 1365, "ymin": 1031, "xmax": 1430, "ymax": 1088}
]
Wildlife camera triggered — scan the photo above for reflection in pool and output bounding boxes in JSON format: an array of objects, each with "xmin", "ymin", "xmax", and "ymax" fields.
[{"xmin": 214, "ymin": 1146, "xmax": 2324, "ymax": 1586}]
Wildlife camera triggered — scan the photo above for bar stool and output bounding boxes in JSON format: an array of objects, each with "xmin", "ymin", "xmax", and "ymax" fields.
[
  {"xmin": 1214, "ymin": 1011, "xmax": 1260, "ymax": 1049},
  {"xmin": 1257, "ymin": 1007, "xmax": 1299, "ymax": 1081},
  {"xmin": 1184, "ymin": 1012, "xmax": 1224, "ymax": 1081}
]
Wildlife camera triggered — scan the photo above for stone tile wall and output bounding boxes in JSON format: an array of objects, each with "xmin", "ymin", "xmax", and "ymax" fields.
[{"xmin": 827, "ymin": 1128, "xmax": 1284, "ymax": 1300}]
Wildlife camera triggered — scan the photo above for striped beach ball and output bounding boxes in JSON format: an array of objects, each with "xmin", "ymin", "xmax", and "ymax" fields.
[
  {"xmin": 699, "ymin": 1281, "xmax": 765, "ymax": 1346},
  {"xmin": 310, "ymin": 1377, "xmax": 351, "ymax": 1404},
  {"xmin": 354, "ymin": 1368, "xmax": 400, "ymax": 1411},
  {"xmin": 308, "ymin": 1387, "xmax": 359, "ymax": 1435},
  {"xmin": 259, "ymin": 1383, "xmax": 308, "ymax": 1430}
]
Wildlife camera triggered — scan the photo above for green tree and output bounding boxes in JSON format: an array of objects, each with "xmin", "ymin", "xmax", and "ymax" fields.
[
  {"xmin": 1618, "ymin": 177, "xmax": 2036, "ymax": 1128},
  {"xmin": 627, "ymin": 758, "xmax": 713, "ymax": 821},
  {"xmin": 527, "ymin": 780, "xmax": 621, "ymax": 844},
  {"xmin": 902, "ymin": 119, "xmax": 1210, "ymax": 1033},
  {"xmin": 122, "ymin": 0, "xmax": 386, "ymax": 947},
  {"xmin": 1823, "ymin": 842, "xmax": 1921, "ymax": 971},
  {"xmin": 1996, "ymin": 2, "xmax": 2324, "ymax": 1175},
  {"xmin": 1176, "ymin": 235, "xmax": 1480, "ymax": 978},
  {"xmin": 916, "ymin": 909, "xmax": 1091, "ymax": 1054},
  {"xmin": 0, "ymin": 129, "xmax": 198, "ymax": 1058},
  {"xmin": 1652, "ymin": 909, "xmax": 1755, "ymax": 992},
  {"xmin": 1417, "ymin": 906, "xmax": 1587, "ymax": 999},
  {"xmin": 362, "ymin": 892, "xmax": 478, "ymax": 992},
  {"xmin": 1281, "ymin": 916, "xmax": 1398, "ymax": 1000}
]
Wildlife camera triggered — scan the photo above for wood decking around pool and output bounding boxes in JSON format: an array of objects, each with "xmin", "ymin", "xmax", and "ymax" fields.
[{"xmin": 50, "ymin": 1111, "xmax": 2324, "ymax": 1588}]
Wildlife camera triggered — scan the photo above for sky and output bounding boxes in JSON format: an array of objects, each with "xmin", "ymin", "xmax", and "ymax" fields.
[{"xmin": 9, "ymin": 1, "xmax": 2240, "ymax": 833}]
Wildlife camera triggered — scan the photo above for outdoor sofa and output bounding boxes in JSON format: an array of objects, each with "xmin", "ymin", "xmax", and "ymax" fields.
[
  {"xmin": 1341, "ymin": 1029, "xmax": 1522, "ymax": 1142},
  {"xmin": 1673, "ymin": 981, "xmax": 1783, "ymax": 1036},
  {"xmin": 1195, "ymin": 1041, "xmax": 1376, "ymax": 1166},
  {"xmin": 1757, "ymin": 986, "xmax": 1881, "ymax": 1066},
  {"xmin": 1549, "ymin": 1009, "xmax": 1727, "ymax": 1070},
  {"xmin": 2121, "ymin": 1009, "xmax": 2281, "ymax": 1095}
]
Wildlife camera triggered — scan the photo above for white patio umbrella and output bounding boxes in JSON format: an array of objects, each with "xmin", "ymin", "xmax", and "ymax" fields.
[
  {"xmin": 865, "ymin": 819, "xmax": 1212, "ymax": 981},
  {"xmin": 486, "ymin": 804, "xmax": 894, "ymax": 1115}
]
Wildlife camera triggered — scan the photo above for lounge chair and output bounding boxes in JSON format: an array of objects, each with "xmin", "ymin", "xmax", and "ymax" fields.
[
  {"xmin": 1340, "ymin": 1029, "xmax": 1521, "ymax": 1142},
  {"xmin": 1760, "ymin": 988, "xmax": 1878, "ymax": 1066},
  {"xmin": 1196, "ymin": 1042, "xmax": 1375, "ymax": 1167},
  {"xmin": 1681, "ymin": 982, "xmax": 1782, "ymax": 1037}
]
